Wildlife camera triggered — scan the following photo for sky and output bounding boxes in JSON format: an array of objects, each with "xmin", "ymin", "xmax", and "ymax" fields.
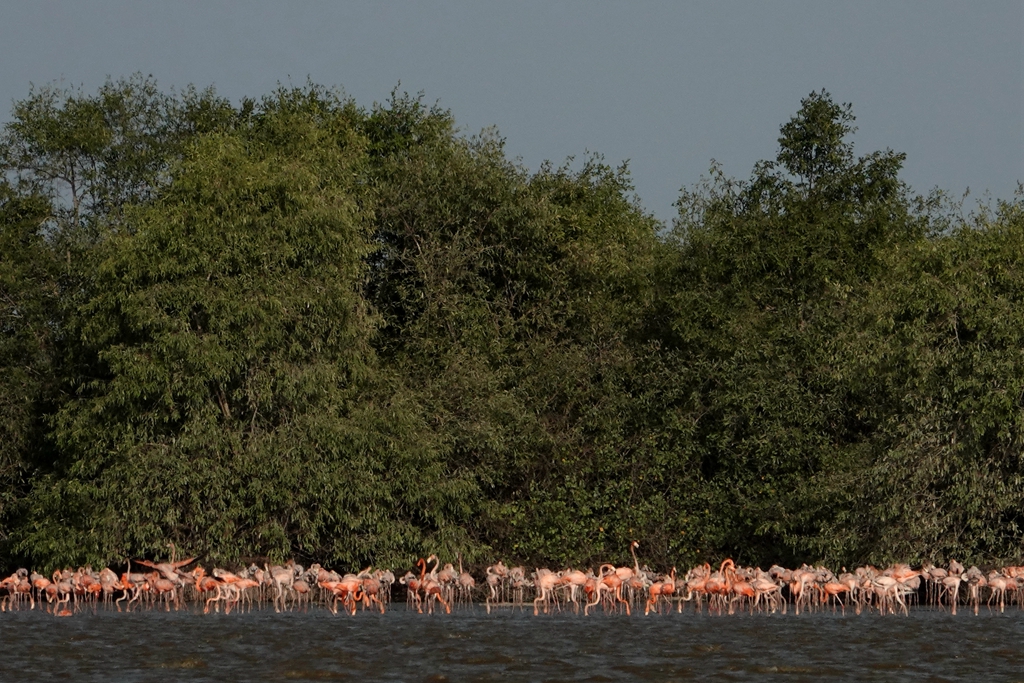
[{"xmin": 2, "ymin": 1, "xmax": 1021, "ymax": 225}]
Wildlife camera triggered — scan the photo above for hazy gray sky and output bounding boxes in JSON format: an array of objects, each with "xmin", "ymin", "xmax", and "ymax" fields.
[{"xmin": 2, "ymin": 1, "xmax": 1021, "ymax": 223}]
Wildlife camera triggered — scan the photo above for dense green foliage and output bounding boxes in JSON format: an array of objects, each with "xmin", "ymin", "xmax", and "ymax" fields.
[{"xmin": 1, "ymin": 79, "xmax": 1022, "ymax": 571}]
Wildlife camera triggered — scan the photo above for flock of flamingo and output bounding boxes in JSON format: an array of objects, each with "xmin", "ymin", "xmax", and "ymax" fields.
[{"xmin": 1, "ymin": 542, "xmax": 1020, "ymax": 618}]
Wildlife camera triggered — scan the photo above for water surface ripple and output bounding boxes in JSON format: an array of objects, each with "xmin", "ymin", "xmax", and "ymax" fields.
[{"xmin": 1, "ymin": 606, "xmax": 1020, "ymax": 682}]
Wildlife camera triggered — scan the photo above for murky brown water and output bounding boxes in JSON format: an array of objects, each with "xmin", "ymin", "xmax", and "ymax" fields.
[{"xmin": 1, "ymin": 606, "xmax": 1021, "ymax": 681}]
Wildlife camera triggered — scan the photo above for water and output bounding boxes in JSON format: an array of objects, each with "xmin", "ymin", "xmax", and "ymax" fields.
[{"xmin": 1, "ymin": 605, "xmax": 1021, "ymax": 682}]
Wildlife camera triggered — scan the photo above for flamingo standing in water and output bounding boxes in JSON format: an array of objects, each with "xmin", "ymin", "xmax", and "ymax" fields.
[
  {"xmin": 585, "ymin": 563, "xmax": 631, "ymax": 616},
  {"xmin": 645, "ymin": 568, "xmax": 676, "ymax": 615},
  {"xmin": 266, "ymin": 562, "xmax": 296, "ymax": 613},
  {"xmin": 419, "ymin": 555, "xmax": 451, "ymax": 615},
  {"xmin": 532, "ymin": 568, "xmax": 560, "ymax": 615},
  {"xmin": 4, "ymin": 571, "xmax": 34, "ymax": 611},
  {"xmin": 681, "ymin": 564, "xmax": 710, "ymax": 614},
  {"xmin": 964, "ymin": 566, "xmax": 986, "ymax": 615},
  {"xmin": 191, "ymin": 568, "xmax": 225, "ymax": 614},
  {"xmin": 357, "ymin": 568, "xmax": 385, "ymax": 614},
  {"xmin": 722, "ymin": 561, "xmax": 755, "ymax": 615},
  {"xmin": 787, "ymin": 567, "xmax": 817, "ymax": 616},
  {"xmin": 704, "ymin": 561, "xmax": 731, "ymax": 614},
  {"xmin": 456, "ymin": 556, "xmax": 475, "ymax": 606},
  {"xmin": 484, "ymin": 563, "xmax": 505, "ymax": 614},
  {"xmin": 319, "ymin": 572, "xmax": 362, "ymax": 616},
  {"xmin": 50, "ymin": 570, "xmax": 74, "ymax": 616},
  {"xmin": 821, "ymin": 580, "xmax": 851, "ymax": 614},
  {"xmin": 559, "ymin": 569, "xmax": 589, "ymax": 613},
  {"xmin": 30, "ymin": 572, "xmax": 50, "ymax": 611},
  {"xmin": 985, "ymin": 572, "xmax": 1011, "ymax": 614},
  {"xmin": 752, "ymin": 570, "xmax": 783, "ymax": 613},
  {"xmin": 937, "ymin": 573, "xmax": 962, "ymax": 615},
  {"xmin": 399, "ymin": 571, "xmax": 423, "ymax": 612},
  {"xmin": 0, "ymin": 574, "xmax": 17, "ymax": 612}
]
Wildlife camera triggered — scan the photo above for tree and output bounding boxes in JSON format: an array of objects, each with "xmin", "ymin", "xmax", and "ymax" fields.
[
  {"xmin": 0, "ymin": 183, "xmax": 57, "ymax": 554},
  {"xmin": 831, "ymin": 197, "xmax": 1024, "ymax": 564},
  {"xmin": 7, "ymin": 78, "xmax": 1020, "ymax": 572},
  {"xmin": 361, "ymin": 92, "xmax": 667, "ymax": 566},
  {"xmin": 776, "ymin": 89, "xmax": 855, "ymax": 195},
  {"xmin": 12, "ymin": 88, "xmax": 468, "ymax": 568},
  {"xmin": 655, "ymin": 91, "xmax": 923, "ymax": 565},
  {"xmin": 0, "ymin": 74, "xmax": 235, "ymax": 237}
]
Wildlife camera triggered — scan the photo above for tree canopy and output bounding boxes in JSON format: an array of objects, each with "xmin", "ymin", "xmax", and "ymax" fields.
[{"xmin": 1, "ymin": 80, "xmax": 1022, "ymax": 571}]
